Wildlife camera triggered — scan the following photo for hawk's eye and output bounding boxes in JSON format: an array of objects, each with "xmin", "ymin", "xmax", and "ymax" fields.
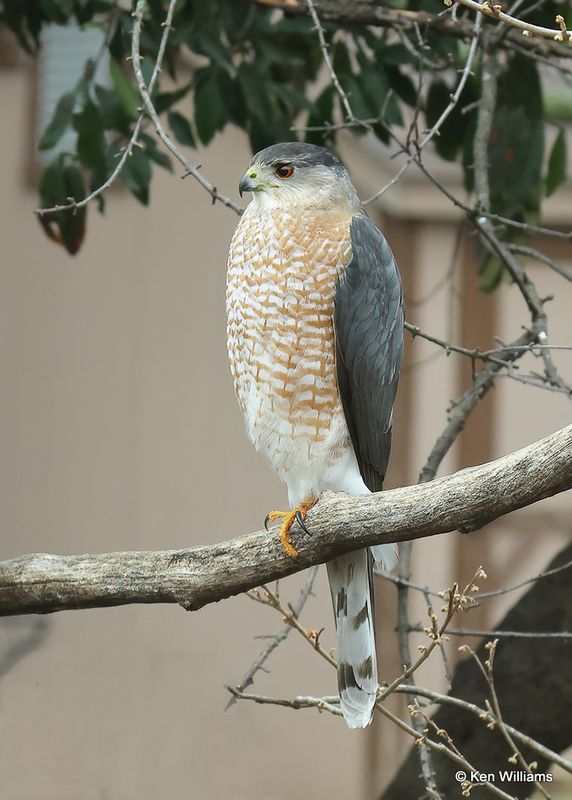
[{"xmin": 275, "ymin": 163, "xmax": 294, "ymax": 179}]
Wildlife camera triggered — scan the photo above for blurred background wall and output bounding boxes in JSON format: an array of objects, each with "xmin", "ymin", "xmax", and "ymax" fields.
[{"xmin": 0, "ymin": 35, "xmax": 570, "ymax": 800}]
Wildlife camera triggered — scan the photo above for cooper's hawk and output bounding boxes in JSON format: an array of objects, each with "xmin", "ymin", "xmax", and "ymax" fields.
[{"xmin": 226, "ymin": 142, "xmax": 403, "ymax": 729}]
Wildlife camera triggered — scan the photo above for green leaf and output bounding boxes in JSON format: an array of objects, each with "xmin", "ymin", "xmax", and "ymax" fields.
[
  {"xmin": 305, "ymin": 86, "xmax": 335, "ymax": 146},
  {"xmin": 39, "ymin": 92, "xmax": 75, "ymax": 150},
  {"xmin": 332, "ymin": 40, "xmax": 352, "ymax": 77},
  {"xmin": 109, "ymin": 58, "xmax": 139, "ymax": 119},
  {"xmin": 194, "ymin": 70, "xmax": 227, "ymax": 144},
  {"xmin": 359, "ymin": 66, "xmax": 389, "ymax": 110},
  {"xmin": 426, "ymin": 79, "xmax": 475, "ymax": 162},
  {"xmin": 378, "ymin": 43, "xmax": 414, "ymax": 66},
  {"xmin": 360, "ymin": 66, "xmax": 403, "ymax": 128},
  {"xmin": 487, "ymin": 106, "xmax": 544, "ymax": 218},
  {"xmin": 109, "ymin": 10, "xmax": 132, "ymax": 63},
  {"xmin": 140, "ymin": 56, "xmax": 154, "ymax": 91},
  {"xmin": 479, "ymin": 252, "xmax": 505, "ymax": 293},
  {"xmin": 122, "ymin": 146, "xmax": 152, "ymax": 205},
  {"xmin": 167, "ymin": 111, "xmax": 196, "ymax": 147},
  {"xmin": 38, "ymin": 155, "xmax": 87, "ymax": 255},
  {"xmin": 386, "ymin": 66, "xmax": 417, "ymax": 107},
  {"xmin": 237, "ymin": 63, "xmax": 273, "ymax": 124},
  {"xmin": 1, "ymin": 2, "xmax": 44, "ymax": 53},
  {"xmin": 190, "ymin": 29, "xmax": 233, "ymax": 73},
  {"xmin": 94, "ymin": 84, "xmax": 133, "ymax": 134},
  {"xmin": 339, "ymin": 74, "xmax": 371, "ymax": 131},
  {"xmin": 500, "ymin": 54, "xmax": 542, "ymax": 119},
  {"xmin": 545, "ymin": 127, "xmax": 567, "ymax": 197},
  {"xmin": 272, "ymin": 83, "xmax": 313, "ymax": 112},
  {"xmin": 255, "ymin": 38, "xmax": 305, "ymax": 67},
  {"xmin": 73, "ymin": 100, "xmax": 106, "ymax": 169},
  {"xmin": 476, "ymin": 53, "xmax": 545, "ymax": 218},
  {"xmin": 139, "ymin": 133, "xmax": 173, "ymax": 171},
  {"xmin": 39, "ymin": 0, "xmax": 73, "ymax": 22},
  {"xmin": 154, "ymin": 81, "xmax": 193, "ymax": 114}
]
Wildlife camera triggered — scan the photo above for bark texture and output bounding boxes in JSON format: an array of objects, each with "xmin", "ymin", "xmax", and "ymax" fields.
[{"xmin": 0, "ymin": 425, "xmax": 570, "ymax": 617}]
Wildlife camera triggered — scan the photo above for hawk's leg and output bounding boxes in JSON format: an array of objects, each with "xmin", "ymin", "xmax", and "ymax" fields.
[{"xmin": 264, "ymin": 498, "xmax": 317, "ymax": 558}]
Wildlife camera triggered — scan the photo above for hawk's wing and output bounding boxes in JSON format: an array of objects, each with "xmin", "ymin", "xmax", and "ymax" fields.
[{"xmin": 334, "ymin": 215, "xmax": 404, "ymax": 492}]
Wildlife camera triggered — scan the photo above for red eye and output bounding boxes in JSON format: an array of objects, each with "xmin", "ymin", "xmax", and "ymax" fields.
[{"xmin": 275, "ymin": 163, "xmax": 294, "ymax": 179}]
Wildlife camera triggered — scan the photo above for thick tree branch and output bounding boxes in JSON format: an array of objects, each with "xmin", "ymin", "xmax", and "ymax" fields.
[
  {"xmin": 0, "ymin": 426, "xmax": 570, "ymax": 617},
  {"xmin": 249, "ymin": 0, "xmax": 572, "ymax": 59}
]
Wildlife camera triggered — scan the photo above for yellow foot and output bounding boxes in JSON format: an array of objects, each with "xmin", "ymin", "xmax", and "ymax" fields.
[{"xmin": 265, "ymin": 498, "xmax": 317, "ymax": 559}]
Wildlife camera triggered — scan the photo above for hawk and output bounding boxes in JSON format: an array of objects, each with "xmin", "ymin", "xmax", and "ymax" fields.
[{"xmin": 226, "ymin": 142, "xmax": 403, "ymax": 729}]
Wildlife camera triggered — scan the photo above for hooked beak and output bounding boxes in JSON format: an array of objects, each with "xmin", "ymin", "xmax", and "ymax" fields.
[{"xmin": 239, "ymin": 170, "xmax": 258, "ymax": 197}]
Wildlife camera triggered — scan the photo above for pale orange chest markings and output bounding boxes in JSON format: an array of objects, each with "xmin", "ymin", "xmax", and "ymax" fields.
[{"xmin": 228, "ymin": 208, "xmax": 353, "ymax": 440}]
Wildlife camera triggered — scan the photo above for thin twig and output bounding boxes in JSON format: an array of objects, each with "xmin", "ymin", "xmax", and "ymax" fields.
[
  {"xmin": 395, "ymin": 684, "xmax": 572, "ymax": 774},
  {"xmin": 305, "ymin": 0, "xmax": 364, "ymax": 127},
  {"xmin": 375, "ymin": 702, "xmax": 518, "ymax": 800},
  {"xmin": 131, "ymin": 0, "xmax": 242, "ymax": 215},
  {"xmin": 478, "ymin": 558, "xmax": 572, "ymax": 599},
  {"xmin": 462, "ymin": 641, "xmax": 551, "ymax": 798},
  {"xmin": 407, "ymin": 624, "xmax": 572, "ymax": 639},
  {"xmin": 364, "ymin": 14, "xmax": 482, "ymax": 205},
  {"xmin": 248, "ymin": 0, "xmax": 572, "ymax": 60},
  {"xmin": 396, "ymin": 540, "xmax": 443, "ymax": 799},
  {"xmin": 226, "ymin": 566, "xmax": 319, "ymax": 709},
  {"xmin": 455, "ymin": 0, "xmax": 572, "ymax": 43},
  {"xmin": 405, "ymin": 322, "xmax": 514, "ymax": 367},
  {"xmin": 507, "ymin": 244, "xmax": 572, "ymax": 281},
  {"xmin": 36, "ymin": 0, "xmax": 177, "ymax": 218}
]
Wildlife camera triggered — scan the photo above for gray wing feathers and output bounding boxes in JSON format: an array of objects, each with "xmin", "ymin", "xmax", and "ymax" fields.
[
  {"xmin": 329, "ymin": 215, "xmax": 403, "ymax": 727},
  {"xmin": 334, "ymin": 215, "xmax": 404, "ymax": 491},
  {"xmin": 327, "ymin": 551, "xmax": 377, "ymax": 729}
]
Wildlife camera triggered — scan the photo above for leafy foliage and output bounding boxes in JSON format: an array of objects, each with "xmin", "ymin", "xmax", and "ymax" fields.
[
  {"xmin": 38, "ymin": 153, "xmax": 86, "ymax": 254},
  {"xmin": 0, "ymin": 0, "xmax": 569, "ymax": 256},
  {"xmin": 546, "ymin": 127, "xmax": 567, "ymax": 197}
]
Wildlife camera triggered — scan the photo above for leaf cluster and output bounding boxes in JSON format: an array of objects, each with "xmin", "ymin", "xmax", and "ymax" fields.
[{"xmin": 0, "ymin": 0, "xmax": 569, "ymax": 257}]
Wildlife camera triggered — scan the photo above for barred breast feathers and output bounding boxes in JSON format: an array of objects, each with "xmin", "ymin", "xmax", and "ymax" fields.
[{"xmin": 226, "ymin": 206, "xmax": 354, "ymax": 473}]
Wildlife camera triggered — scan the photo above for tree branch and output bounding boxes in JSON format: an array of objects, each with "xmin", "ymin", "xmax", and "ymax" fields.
[
  {"xmin": 0, "ymin": 426, "xmax": 570, "ymax": 617},
  {"xmin": 36, "ymin": 0, "xmax": 178, "ymax": 218},
  {"xmin": 131, "ymin": 0, "xmax": 242, "ymax": 215},
  {"xmin": 381, "ymin": 541, "xmax": 572, "ymax": 799},
  {"xmin": 248, "ymin": 0, "xmax": 572, "ymax": 59}
]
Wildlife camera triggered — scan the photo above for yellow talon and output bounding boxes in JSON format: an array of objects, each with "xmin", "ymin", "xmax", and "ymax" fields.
[{"xmin": 265, "ymin": 498, "xmax": 317, "ymax": 558}]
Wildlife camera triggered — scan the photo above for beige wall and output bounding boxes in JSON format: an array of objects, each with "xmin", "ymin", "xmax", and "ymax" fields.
[{"xmin": 1, "ymin": 60, "xmax": 571, "ymax": 800}]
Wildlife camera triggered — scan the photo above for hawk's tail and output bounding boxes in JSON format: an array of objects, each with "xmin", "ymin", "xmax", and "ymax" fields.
[{"xmin": 327, "ymin": 549, "xmax": 379, "ymax": 730}]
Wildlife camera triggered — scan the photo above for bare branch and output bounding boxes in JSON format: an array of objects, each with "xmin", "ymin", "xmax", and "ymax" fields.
[
  {"xmin": 248, "ymin": 0, "xmax": 572, "ymax": 59},
  {"xmin": 364, "ymin": 14, "xmax": 482, "ymax": 205},
  {"xmin": 0, "ymin": 426, "xmax": 570, "ymax": 616},
  {"xmin": 36, "ymin": 0, "xmax": 177, "ymax": 218},
  {"xmin": 478, "ymin": 558, "xmax": 572, "ymax": 599},
  {"xmin": 404, "ymin": 321, "xmax": 514, "ymax": 367},
  {"xmin": 455, "ymin": 0, "xmax": 572, "ymax": 43},
  {"xmin": 226, "ymin": 687, "xmax": 343, "ymax": 715},
  {"xmin": 407, "ymin": 624, "xmax": 572, "ymax": 639},
  {"xmin": 473, "ymin": 40, "xmax": 497, "ymax": 216},
  {"xmin": 507, "ymin": 244, "xmax": 572, "ymax": 281},
  {"xmin": 468, "ymin": 639, "xmax": 551, "ymax": 798},
  {"xmin": 305, "ymin": 0, "xmax": 361, "ymax": 126},
  {"xmin": 226, "ymin": 565, "xmax": 319, "ymax": 708},
  {"xmin": 131, "ymin": 0, "xmax": 242, "ymax": 215},
  {"xmin": 394, "ymin": 684, "xmax": 572, "ymax": 776},
  {"xmin": 375, "ymin": 702, "xmax": 518, "ymax": 800}
]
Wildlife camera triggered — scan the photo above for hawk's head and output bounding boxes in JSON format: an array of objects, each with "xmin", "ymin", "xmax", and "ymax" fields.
[{"xmin": 239, "ymin": 142, "xmax": 359, "ymax": 211}]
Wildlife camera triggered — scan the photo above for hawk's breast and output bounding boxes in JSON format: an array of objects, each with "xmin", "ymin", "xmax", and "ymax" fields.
[{"xmin": 226, "ymin": 205, "xmax": 353, "ymax": 476}]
